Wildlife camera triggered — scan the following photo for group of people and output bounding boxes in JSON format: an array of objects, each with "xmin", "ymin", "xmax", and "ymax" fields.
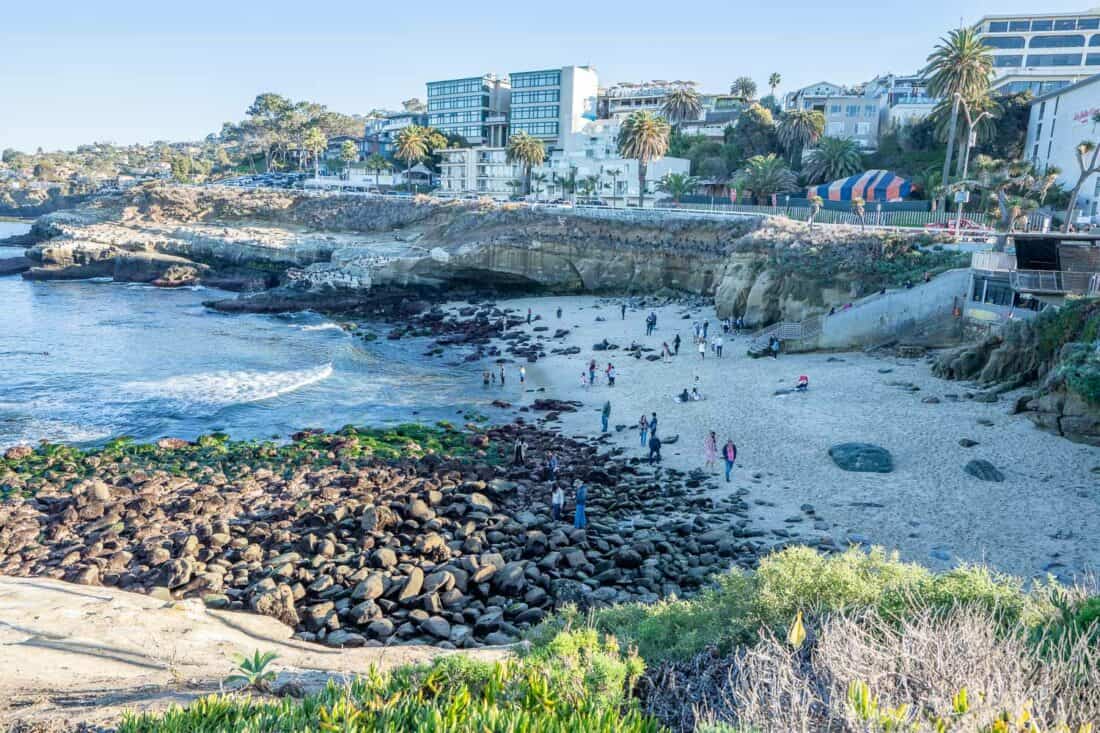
[
  {"xmin": 644, "ymin": 311, "xmax": 659, "ymax": 336},
  {"xmin": 638, "ymin": 412, "xmax": 662, "ymax": 465},
  {"xmin": 702, "ymin": 431, "xmax": 739, "ymax": 482},
  {"xmin": 482, "ymin": 364, "xmax": 510, "ymax": 385},
  {"xmin": 549, "ymin": 479, "xmax": 588, "ymax": 528},
  {"xmin": 582, "ymin": 359, "xmax": 616, "ymax": 389}
]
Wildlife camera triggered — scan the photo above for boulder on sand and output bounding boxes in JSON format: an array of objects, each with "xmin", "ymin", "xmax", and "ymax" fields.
[
  {"xmin": 828, "ymin": 443, "xmax": 893, "ymax": 473},
  {"xmin": 964, "ymin": 459, "xmax": 1004, "ymax": 483}
]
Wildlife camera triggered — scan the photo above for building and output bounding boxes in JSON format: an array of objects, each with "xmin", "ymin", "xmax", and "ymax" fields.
[
  {"xmin": 975, "ymin": 8, "xmax": 1100, "ymax": 96},
  {"xmin": 324, "ymin": 135, "xmax": 362, "ymax": 162},
  {"xmin": 865, "ymin": 73, "xmax": 939, "ymax": 127},
  {"xmin": 598, "ymin": 80, "xmax": 700, "ymax": 121},
  {"xmin": 425, "ymin": 74, "xmax": 511, "ymax": 146},
  {"xmin": 783, "ymin": 81, "xmax": 847, "ymax": 112},
  {"xmin": 436, "ymin": 147, "xmax": 521, "ymax": 197},
  {"xmin": 361, "ymin": 111, "xmax": 428, "ymax": 160},
  {"xmin": 509, "ymin": 66, "xmax": 599, "ymax": 148},
  {"xmin": 1026, "ymin": 74, "xmax": 1100, "ymax": 221}
]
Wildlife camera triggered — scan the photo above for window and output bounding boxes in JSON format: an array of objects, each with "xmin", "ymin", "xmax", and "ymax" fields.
[
  {"xmin": 863, "ymin": 105, "xmax": 876, "ymax": 116},
  {"xmin": 984, "ymin": 35, "xmax": 1026, "ymax": 48},
  {"xmin": 1039, "ymin": 101, "xmax": 1046, "ymax": 119},
  {"xmin": 993, "ymin": 54, "xmax": 1024, "ymax": 67},
  {"xmin": 512, "ymin": 89, "xmax": 559, "ymax": 104},
  {"xmin": 827, "ymin": 121, "xmax": 844, "ymax": 135},
  {"xmin": 1088, "ymin": 53, "xmax": 1100, "ymax": 64},
  {"xmin": 1079, "ymin": 18, "xmax": 1100, "ymax": 29},
  {"xmin": 829, "ymin": 104, "xmax": 841, "ymax": 113},
  {"xmin": 510, "ymin": 105, "xmax": 559, "ymax": 121},
  {"xmin": 509, "ymin": 121, "xmax": 559, "ymax": 137},
  {"xmin": 1090, "ymin": 35, "xmax": 1100, "ymax": 46},
  {"xmin": 1031, "ymin": 19, "xmax": 1053, "ymax": 31},
  {"xmin": 427, "ymin": 79, "xmax": 486, "ymax": 97},
  {"xmin": 427, "ymin": 95, "xmax": 487, "ymax": 111},
  {"xmin": 1036, "ymin": 123, "xmax": 1043, "ymax": 140},
  {"xmin": 511, "ymin": 71, "xmax": 561, "ymax": 89},
  {"xmin": 1030, "ymin": 34, "xmax": 1085, "ymax": 47},
  {"xmin": 1055, "ymin": 18, "xmax": 1078, "ymax": 30},
  {"xmin": 846, "ymin": 105, "xmax": 859, "ymax": 116},
  {"xmin": 988, "ymin": 20, "xmax": 1009, "ymax": 32},
  {"xmin": 856, "ymin": 122, "xmax": 871, "ymax": 135},
  {"xmin": 1026, "ymin": 53, "xmax": 1083, "ymax": 66}
]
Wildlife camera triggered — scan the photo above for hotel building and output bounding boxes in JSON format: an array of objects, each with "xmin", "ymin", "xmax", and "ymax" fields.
[{"xmin": 975, "ymin": 8, "xmax": 1100, "ymax": 96}]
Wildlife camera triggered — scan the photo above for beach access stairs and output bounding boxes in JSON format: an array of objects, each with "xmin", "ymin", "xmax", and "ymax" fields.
[{"xmin": 747, "ymin": 268, "xmax": 971, "ymax": 354}]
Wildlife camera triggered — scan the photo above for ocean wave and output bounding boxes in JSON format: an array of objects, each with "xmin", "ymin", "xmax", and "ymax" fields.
[
  {"xmin": 298, "ymin": 322, "xmax": 344, "ymax": 332},
  {"xmin": 124, "ymin": 363, "xmax": 334, "ymax": 408}
]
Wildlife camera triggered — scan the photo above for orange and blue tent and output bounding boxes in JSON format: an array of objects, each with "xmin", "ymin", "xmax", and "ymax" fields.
[{"xmin": 807, "ymin": 170, "xmax": 911, "ymax": 202}]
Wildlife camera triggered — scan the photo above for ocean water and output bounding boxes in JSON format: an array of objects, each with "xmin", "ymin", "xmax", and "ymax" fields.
[{"xmin": 0, "ymin": 221, "xmax": 483, "ymax": 448}]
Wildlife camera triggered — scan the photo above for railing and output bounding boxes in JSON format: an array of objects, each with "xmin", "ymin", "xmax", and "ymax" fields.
[
  {"xmin": 1009, "ymin": 269, "xmax": 1099, "ymax": 294},
  {"xmin": 1091, "ymin": 273, "xmax": 1100, "ymax": 297},
  {"xmin": 970, "ymin": 251, "xmax": 1016, "ymax": 272},
  {"xmin": 749, "ymin": 315, "xmax": 823, "ymax": 353}
]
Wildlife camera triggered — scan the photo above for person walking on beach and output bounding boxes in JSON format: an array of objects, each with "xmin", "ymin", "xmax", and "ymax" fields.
[
  {"xmin": 703, "ymin": 431, "xmax": 718, "ymax": 472},
  {"xmin": 639, "ymin": 413, "xmax": 649, "ymax": 446},
  {"xmin": 662, "ymin": 342, "xmax": 671, "ymax": 363},
  {"xmin": 673, "ymin": 333, "xmax": 681, "ymax": 356},
  {"xmin": 606, "ymin": 363, "xmax": 616, "ymax": 387},
  {"xmin": 649, "ymin": 411, "xmax": 658, "ymax": 438},
  {"xmin": 621, "ymin": 302, "xmax": 627, "ymax": 320},
  {"xmin": 499, "ymin": 365, "xmax": 506, "ymax": 384},
  {"xmin": 580, "ymin": 370, "xmax": 589, "ymax": 390},
  {"xmin": 588, "ymin": 359, "xmax": 597, "ymax": 386},
  {"xmin": 648, "ymin": 433, "xmax": 662, "ymax": 464},
  {"xmin": 556, "ymin": 306, "xmax": 562, "ymax": 319},
  {"xmin": 723, "ymin": 438, "xmax": 737, "ymax": 483},
  {"xmin": 551, "ymin": 483, "xmax": 564, "ymax": 522},
  {"xmin": 715, "ymin": 334, "xmax": 723, "ymax": 358},
  {"xmin": 512, "ymin": 438, "xmax": 527, "ymax": 467},
  {"xmin": 770, "ymin": 337, "xmax": 780, "ymax": 359},
  {"xmin": 573, "ymin": 480, "xmax": 588, "ymax": 529},
  {"xmin": 546, "ymin": 451, "xmax": 559, "ymax": 481},
  {"xmin": 601, "ymin": 400, "xmax": 611, "ymax": 432},
  {"xmin": 698, "ymin": 339, "xmax": 706, "ymax": 359},
  {"xmin": 703, "ymin": 320, "xmax": 709, "ymax": 339},
  {"xmin": 526, "ymin": 308, "xmax": 532, "ymax": 325}
]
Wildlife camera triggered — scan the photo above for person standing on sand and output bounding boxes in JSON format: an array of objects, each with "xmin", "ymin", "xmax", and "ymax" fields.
[
  {"xmin": 715, "ymin": 335, "xmax": 723, "ymax": 358},
  {"xmin": 703, "ymin": 321, "xmax": 709, "ymax": 339},
  {"xmin": 527, "ymin": 308, "xmax": 532, "ymax": 324},
  {"xmin": 770, "ymin": 337, "xmax": 780, "ymax": 359},
  {"xmin": 601, "ymin": 400, "xmax": 611, "ymax": 432},
  {"xmin": 499, "ymin": 365, "xmax": 506, "ymax": 384},
  {"xmin": 556, "ymin": 307, "xmax": 562, "ymax": 319},
  {"xmin": 698, "ymin": 340, "xmax": 706, "ymax": 359},
  {"xmin": 703, "ymin": 431, "xmax": 718, "ymax": 472},
  {"xmin": 648, "ymin": 433, "xmax": 662, "ymax": 464},
  {"xmin": 621, "ymin": 302, "xmax": 626, "ymax": 320},
  {"xmin": 606, "ymin": 363, "xmax": 616, "ymax": 387},
  {"xmin": 520, "ymin": 366, "xmax": 526, "ymax": 384},
  {"xmin": 580, "ymin": 371, "xmax": 588, "ymax": 389},
  {"xmin": 546, "ymin": 451, "xmax": 559, "ymax": 481},
  {"xmin": 483, "ymin": 370, "xmax": 491, "ymax": 386},
  {"xmin": 662, "ymin": 342, "xmax": 671, "ymax": 363},
  {"xmin": 673, "ymin": 333, "xmax": 681, "ymax": 356},
  {"xmin": 551, "ymin": 483, "xmax": 564, "ymax": 521},
  {"xmin": 573, "ymin": 480, "xmax": 588, "ymax": 529},
  {"xmin": 723, "ymin": 439, "xmax": 737, "ymax": 482},
  {"xmin": 639, "ymin": 414, "xmax": 649, "ymax": 446}
]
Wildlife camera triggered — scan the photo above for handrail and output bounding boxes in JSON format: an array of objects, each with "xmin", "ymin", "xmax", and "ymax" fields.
[{"xmin": 1009, "ymin": 269, "xmax": 1099, "ymax": 294}]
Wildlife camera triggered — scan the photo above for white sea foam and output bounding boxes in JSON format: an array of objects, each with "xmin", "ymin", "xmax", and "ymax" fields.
[
  {"xmin": 124, "ymin": 363, "xmax": 334, "ymax": 407},
  {"xmin": 299, "ymin": 323, "xmax": 344, "ymax": 332}
]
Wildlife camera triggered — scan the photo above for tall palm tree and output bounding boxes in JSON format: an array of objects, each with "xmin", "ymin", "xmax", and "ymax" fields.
[
  {"xmin": 658, "ymin": 172, "xmax": 699, "ymax": 206},
  {"xmin": 921, "ymin": 28, "xmax": 993, "ymax": 200},
  {"xmin": 730, "ymin": 77, "xmax": 758, "ymax": 101},
  {"xmin": 803, "ymin": 136, "xmax": 863, "ymax": 184},
  {"xmin": 734, "ymin": 154, "xmax": 797, "ymax": 205},
  {"xmin": 768, "ymin": 72, "xmax": 782, "ymax": 99},
  {"xmin": 530, "ymin": 171, "xmax": 548, "ymax": 202},
  {"xmin": 303, "ymin": 127, "xmax": 327, "ymax": 178},
  {"xmin": 581, "ymin": 174, "xmax": 600, "ymax": 198},
  {"xmin": 364, "ymin": 153, "xmax": 391, "ymax": 189},
  {"xmin": 394, "ymin": 125, "xmax": 428, "ymax": 193},
  {"xmin": 662, "ymin": 88, "xmax": 703, "ymax": 125},
  {"xmin": 603, "ymin": 167, "xmax": 623, "ymax": 207},
  {"xmin": 505, "ymin": 132, "xmax": 546, "ymax": 196},
  {"xmin": 617, "ymin": 111, "xmax": 671, "ymax": 208},
  {"xmin": 777, "ymin": 110, "xmax": 825, "ymax": 169}
]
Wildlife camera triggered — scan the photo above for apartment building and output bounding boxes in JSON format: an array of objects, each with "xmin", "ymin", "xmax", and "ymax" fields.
[
  {"xmin": 1026, "ymin": 74, "xmax": 1100, "ymax": 222},
  {"xmin": 436, "ymin": 147, "xmax": 521, "ymax": 197},
  {"xmin": 598, "ymin": 80, "xmax": 701, "ymax": 121},
  {"xmin": 975, "ymin": 8, "xmax": 1100, "ymax": 96},
  {"xmin": 785, "ymin": 81, "xmax": 885, "ymax": 149},
  {"xmin": 361, "ymin": 111, "xmax": 427, "ymax": 160},
  {"xmin": 865, "ymin": 73, "xmax": 938, "ymax": 127},
  {"xmin": 425, "ymin": 74, "xmax": 511, "ymax": 146},
  {"xmin": 509, "ymin": 66, "xmax": 599, "ymax": 148}
]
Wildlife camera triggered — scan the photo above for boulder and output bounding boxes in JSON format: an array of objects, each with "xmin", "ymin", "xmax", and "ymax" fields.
[
  {"xmin": 828, "ymin": 443, "xmax": 893, "ymax": 473},
  {"xmin": 964, "ymin": 459, "xmax": 1005, "ymax": 483}
]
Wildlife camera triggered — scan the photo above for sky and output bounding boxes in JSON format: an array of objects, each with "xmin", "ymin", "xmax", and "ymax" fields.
[{"xmin": 0, "ymin": 0, "xmax": 1090, "ymax": 152}]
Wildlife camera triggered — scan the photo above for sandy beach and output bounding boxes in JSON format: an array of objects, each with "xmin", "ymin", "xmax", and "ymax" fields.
[{"xmin": 448, "ymin": 295, "xmax": 1099, "ymax": 582}]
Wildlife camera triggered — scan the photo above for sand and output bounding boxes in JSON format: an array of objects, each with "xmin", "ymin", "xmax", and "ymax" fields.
[{"xmin": 456, "ymin": 295, "xmax": 1099, "ymax": 583}]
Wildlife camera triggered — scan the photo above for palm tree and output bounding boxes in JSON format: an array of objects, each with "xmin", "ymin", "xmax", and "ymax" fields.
[
  {"xmin": 617, "ymin": 111, "xmax": 671, "ymax": 207},
  {"xmin": 851, "ymin": 196, "xmax": 867, "ymax": 231},
  {"xmin": 734, "ymin": 154, "xmax": 797, "ymax": 205},
  {"xmin": 912, "ymin": 165, "xmax": 945, "ymax": 211},
  {"xmin": 777, "ymin": 110, "xmax": 825, "ymax": 169},
  {"xmin": 730, "ymin": 77, "xmax": 757, "ymax": 101},
  {"xmin": 658, "ymin": 172, "xmax": 699, "ymax": 206},
  {"xmin": 505, "ymin": 132, "xmax": 546, "ymax": 197},
  {"xmin": 581, "ymin": 174, "xmax": 600, "ymax": 199},
  {"xmin": 364, "ymin": 153, "xmax": 391, "ymax": 189},
  {"xmin": 530, "ymin": 171, "xmax": 548, "ymax": 202},
  {"xmin": 662, "ymin": 88, "xmax": 703, "ymax": 125},
  {"xmin": 807, "ymin": 194, "xmax": 824, "ymax": 230},
  {"xmin": 768, "ymin": 72, "xmax": 782, "ymax": 99},
  {"xmin": 339, "ymin": 140, "xmax": 359, "ymax": 179},
  {"xmin": 803, "ymin": 137, "xmax": 863, "ymax": 184},
  {"xmin": 303, "ymin": 127, "xmax": 327, "ymax": 178},
  {"xmin": 603, "ymin": 167, "xmax": 623, "ymax": 207},
  {"xmin": 921, "ymin": 28, "xmax": 994, "ymax": 201},
  {"xmin": 394, "ymin": 125, "xmax": 428, "ymax": 193}
]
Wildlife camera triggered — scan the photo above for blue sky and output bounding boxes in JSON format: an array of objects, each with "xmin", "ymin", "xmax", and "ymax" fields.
[{"xmin": 0, "ymin": 0, "xmax": 1088, "ymax": 152}]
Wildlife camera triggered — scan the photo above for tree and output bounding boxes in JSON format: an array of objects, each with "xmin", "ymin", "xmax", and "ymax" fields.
[
  {"xmin": 364, "ymin": 153, "xmax": 391, "ymax": 188},
  {"xmin": 734, "ymin": 154, "xmax": 797, "ymax": 204},
  {"xmin": 921, "ymin": 28, "xmax": 993, "ymax": 202},
  {"xmin": 912, "ymin": 165, "xmax": 945, "ymax": 210},
  {"xmin": 777, "ymin": 110, "xmax": 824, "ymax": 169},
  {"xmin": 658, "ymin": 172, "xmax": 699, "ymax": 205},
  {"xmin": 394, "ymin": 125, "xmax": 429, "ymax": 192},
  {"xmin": 617, "ymin": 111, "xmax": 671, "ymax": 207},
  {"xmin": 339, "ymin": 140, "xmax": 359, "ymax": 174},
  {"xmin": 979, "ymin": 92, "xmax": 1031, "ymax": 161},
  {"xmin": 730, "ymin": 77, "xmax": 758, "ymax": 101},
  {"xmin": 170, "ymin": 155, "xmax": 192, "ymax": 183},
  {"xmin": 1063, "ymin": 114, "xmax": 1100, "ymax": 231},
  {"xmin": 969, "ymin": 155, "xmax": 1050, "ymax": 247},
  {"xmin": 603, "ymin": 167, "xmax": 624, "ymax": 206},
  {"xmin": 215, "ymin": 147, "xmax": 232, "ymax": 170},
  {"xmin": 768, "ymin": 73, "xmax": 782, "ymax": 99},
  {"xmin": 730, "ymin": 103, "xmax": 778, "ymax": 159},
  {"xmin": 581, "ymin": 174, "xmax": 600, "ymax": 198},
  {"xmin": 803, "ymin": 136, "xmax": 863, "ymax": 184},
  {"xmin": 505, "ymin": 132, "xmax": 546, "ymax": 196},
  {"xmin": 662, "ymin": 88, "xmax": 703, "ymax": 125},
  {"xmin": 530, "ymin": 171, "xmax": 548, "ymax": 202},
  {"xmin": 303, "ymin": 127, "xmax": 327, "ymax": 178}
]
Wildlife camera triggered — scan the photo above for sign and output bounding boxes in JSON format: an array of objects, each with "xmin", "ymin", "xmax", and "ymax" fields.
[
  {"xmin": 954, "ymin": 190, "xmax": 970, "ymax": 204},
  {"xmin": 1073, "ymin": 107, "xmax": 1100, "ymax": 124}
]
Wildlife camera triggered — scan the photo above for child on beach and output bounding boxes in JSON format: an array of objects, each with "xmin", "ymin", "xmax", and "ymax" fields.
[{"xmin": 703, "ymin": 431, "xmax": 717, "ymax": 472}]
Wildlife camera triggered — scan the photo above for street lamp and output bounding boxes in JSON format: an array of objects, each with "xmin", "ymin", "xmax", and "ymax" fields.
[{"xmin": 952, "ymin": 93, "xmax": 993, "ymax": 234}]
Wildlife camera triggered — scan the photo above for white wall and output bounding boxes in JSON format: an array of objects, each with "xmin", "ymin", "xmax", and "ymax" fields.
[{"xmin": 1027, "ymin": 78, "xmax": 1100, "ymax": 219}]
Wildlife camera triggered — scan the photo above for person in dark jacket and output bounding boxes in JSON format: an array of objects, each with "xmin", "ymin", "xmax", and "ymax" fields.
[
  {"xmin": 648, "ymin": 434, "xmax": 662, "ymax": 464},
  {"xmin": 573, "ymin": 480, "xmax": 588, "ymax": 529},
  {"xmin": 673, "ymin": 333, "xmax": 681, "ymax": 355},
  {"xmin": 601, "ymin": 400, "xmax": 611, "ymax": 432}
]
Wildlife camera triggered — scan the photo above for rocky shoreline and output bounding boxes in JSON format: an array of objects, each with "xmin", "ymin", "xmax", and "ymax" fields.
[{"xmin": 0, "ymin": 421, "xmax": 781, "ymax": 650}]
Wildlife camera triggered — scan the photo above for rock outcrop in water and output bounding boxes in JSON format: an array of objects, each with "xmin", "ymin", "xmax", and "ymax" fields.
[{"xmin": 21, "ymin": 184, "xmax": 958, "ymax": 325}]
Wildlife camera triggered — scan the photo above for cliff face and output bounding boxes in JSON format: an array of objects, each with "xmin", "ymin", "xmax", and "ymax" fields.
[{"xmin": 22, "ymin": 184, "xmax": 951, "ymax": 324}]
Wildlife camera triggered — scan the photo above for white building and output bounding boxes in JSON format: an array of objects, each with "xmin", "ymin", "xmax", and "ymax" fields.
[
  {"xmin": 508, "ymin": 66, "xmax": 599, "ymax": 149},
  {"xmin": 599, "ymin": 80, "xmax": 701, "ymax": 121},
  {"xmin": 1026, "ymin": 73, "xmax": 1100, "ymax": 221},
  {"xmin": 975, "ymin": 8, "xmax": 1100, "ymax": 96},
  {"xmin": 437, "ymin": 147, "xmax": 521, "ymax": 197}
]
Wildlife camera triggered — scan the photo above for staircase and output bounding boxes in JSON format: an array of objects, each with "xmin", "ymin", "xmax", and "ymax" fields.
[{"xmin": 747, "ymin": 315, "xmax": 823, "ymax": 356}]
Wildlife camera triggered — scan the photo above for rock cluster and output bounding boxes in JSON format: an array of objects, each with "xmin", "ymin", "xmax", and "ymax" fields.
[{"xmin": 0, "ymin": 423, "xmax": 763, "ymax": 649}]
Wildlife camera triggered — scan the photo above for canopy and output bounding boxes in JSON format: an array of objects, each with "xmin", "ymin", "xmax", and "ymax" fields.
[{"xmin": 807, "ymin": 170, "xmax": 911, "ymax": 202}]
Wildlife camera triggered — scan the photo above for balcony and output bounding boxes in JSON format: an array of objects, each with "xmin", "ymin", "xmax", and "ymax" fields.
[
  {"xmin": 1009, "ymin": 269, "xmax": 1100, "ymax": 294},
  {"xmin": 971, "ymin": 251, "xmax": 1016, "ymax": 272}
]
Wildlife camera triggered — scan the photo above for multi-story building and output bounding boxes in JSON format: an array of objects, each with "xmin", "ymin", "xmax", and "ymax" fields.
[
  {"xmin": 425, "ymin": 74, "xmax": 511, "ymax": 146},
  {"xmin": 361, "ymin": 111, "xmax": 427, "ymax": 160},
  {"xmin": 783, "ymin": 81, "xmax": 847, "ymax": 112},
  {"xmin": 865, "ymin": 73, "xmax": 939, "ymax": 127},
  {"xmin": 436, "ymin": 147, "xmax": 521, "ymax": 197},
  {"xmin": 1026, "ymin": 74, "xmax": 1100, "ymax": 222},
  {"xmin": 975, "ymin": 9, "xmax": 1100, "ymax": 96},
  {"xmin": 598, "ymin": 80, "xmax": 700, "ymax": 121},
  {"xmin": 508, "ymin": 66, "xmax": 599, "ymax": 148}
]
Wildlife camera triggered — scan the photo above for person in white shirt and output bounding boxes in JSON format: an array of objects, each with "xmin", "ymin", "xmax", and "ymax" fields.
[
  {"xmin": 715, "ymin": 335, "xmax": 724, "ymax": 358},
  {"xmin": 551, "ymin": 484, "xmax": 564, "ymax": 521}
]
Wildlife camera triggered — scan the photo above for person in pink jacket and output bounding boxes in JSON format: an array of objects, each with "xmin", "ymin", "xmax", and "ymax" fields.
[{"xmin": 723, "ymin": 439, "xmax": 738, "ymax": 482}]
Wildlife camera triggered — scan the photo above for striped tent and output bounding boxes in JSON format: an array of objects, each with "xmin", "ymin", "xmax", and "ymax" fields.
[{"xmin": 807, "ymin": 170, "xmax": 911, "ymax": 202}]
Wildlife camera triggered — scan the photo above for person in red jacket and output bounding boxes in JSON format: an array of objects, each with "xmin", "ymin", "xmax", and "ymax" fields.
[{"xmin": 723, "ymin": 439, "xmax": 737, "ymax": 483}]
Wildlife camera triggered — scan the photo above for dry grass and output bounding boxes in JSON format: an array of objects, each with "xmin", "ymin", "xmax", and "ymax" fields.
[{"xmin": 643, "ymin": 607, "xmax": 1100, "ymax": 732}]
